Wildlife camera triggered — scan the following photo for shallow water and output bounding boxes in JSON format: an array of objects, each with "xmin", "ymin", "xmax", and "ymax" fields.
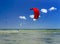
[{"xmin": 0, "ymin": 30, "xmax": 60, "ymax": 44}]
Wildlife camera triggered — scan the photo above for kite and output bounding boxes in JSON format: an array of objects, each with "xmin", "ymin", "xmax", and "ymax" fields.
[{"xmin": 30, "ymin": 8, "xmax": 40, "ymax": 19}]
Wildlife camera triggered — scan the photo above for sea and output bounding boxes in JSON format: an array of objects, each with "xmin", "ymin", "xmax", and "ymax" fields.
[{"xmin": 0, "ymin": 29, "xmax": 60, "ymax": 44}]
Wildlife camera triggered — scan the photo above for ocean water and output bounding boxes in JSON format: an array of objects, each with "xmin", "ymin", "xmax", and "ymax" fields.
[{"xmin": 0, "ymin": 30, "xmax": 60, "ymax": 44}]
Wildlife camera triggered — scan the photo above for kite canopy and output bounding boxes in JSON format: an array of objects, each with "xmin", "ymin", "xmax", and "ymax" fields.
[{"xmin": 30, "ymin": 8, "xmax": 40, "ymax": 19}]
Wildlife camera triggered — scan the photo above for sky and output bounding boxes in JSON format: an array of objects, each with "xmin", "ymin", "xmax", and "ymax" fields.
[{"xmin": 0, "ymin": 0, "xmax": 60, "ymax": 29}]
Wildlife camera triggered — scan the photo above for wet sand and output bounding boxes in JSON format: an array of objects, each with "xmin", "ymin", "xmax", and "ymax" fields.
[{"xmin": 0, "ymin": 30, "xmax": 60, "ymax": 44}]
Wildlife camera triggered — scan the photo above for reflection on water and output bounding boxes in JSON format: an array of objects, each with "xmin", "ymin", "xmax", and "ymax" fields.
[{"xmin": 0, "ymin": 30, "xmax": 60, "ymax": 44}]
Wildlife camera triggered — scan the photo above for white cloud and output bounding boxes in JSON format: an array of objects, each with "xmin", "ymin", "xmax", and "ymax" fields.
[
  {"xmin": 29, "ymin": 15, "xmax": 41, "ymax": 21},
  {"xmin": 19, "ymin": 16, "xmax": 26, "ymax": 20},
  {"xmin": 29, "ymin": 15, "xmax": 40, "ymax": 18},
  {"xmin": 33, "ymin": 19, "xmax": 37, "ymax": 21},
  {"xmin": 49, "ymin": 7, "xmax": 57, "ymax": 11},
  {"xmin": 41, "ymin": 9, "xmax": 48, "ymax": 13},
  {"xmin": 29, "ymin": 15, "xmax": 34, "ymax": 18}
]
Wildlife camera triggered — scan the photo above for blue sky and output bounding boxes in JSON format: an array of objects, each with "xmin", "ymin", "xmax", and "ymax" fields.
[{"xmin": 0, "ymin": 0, "xmax": 60, "ymax": 29}]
